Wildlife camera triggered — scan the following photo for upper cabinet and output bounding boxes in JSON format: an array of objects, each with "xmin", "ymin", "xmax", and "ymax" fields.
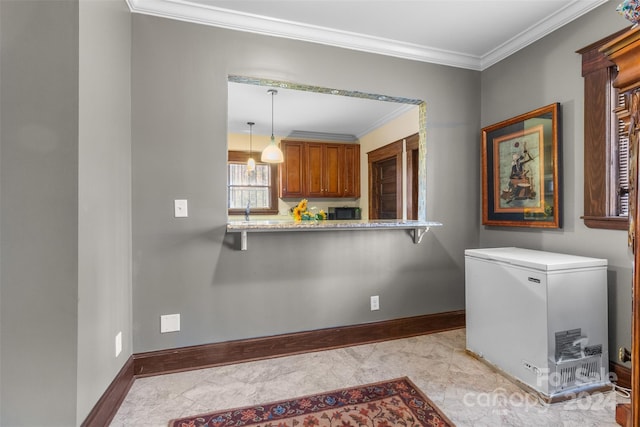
[
  {"xmin": 279, "ymin": 141, "xmax": 360, "ymax": 199},
  {"xmin": 342, "ymin": 144, "xmax": 360, "ymax": 198},
  {"xmin": 306, "ymin": 142, "xmax": 342, "ymax": 197},
  {"xmin": 279, "ymin": 141, "xmax": 306, "ymax": 198}
]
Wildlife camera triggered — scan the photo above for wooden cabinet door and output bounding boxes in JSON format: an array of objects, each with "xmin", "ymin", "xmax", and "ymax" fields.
[
  {"xmin": 323, "ymin": 144, "xmax": 342, "ymax": 197},
  {"xmin": 306, "ymin": 143, "xmax": 324, "ymax": 197},
  {"xmin": 342, "ymin": 144, "xmax": 360, "ymax": 198},
  {"xmin": 282, "ymin": 140, "xmax": 360, "ymax": 199},
  {"xmin": 279, "ymin": 141, "xmax": 305, "ymax": 198}
]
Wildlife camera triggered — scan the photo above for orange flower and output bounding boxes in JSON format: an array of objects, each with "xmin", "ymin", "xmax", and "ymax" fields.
[
  {"xmin": 302, "ymin": 415, "xmax": 319, "ymax": 427},
  {"xmin": 240, "ymin": 409, "xmax": 257, "ymax": 421}
]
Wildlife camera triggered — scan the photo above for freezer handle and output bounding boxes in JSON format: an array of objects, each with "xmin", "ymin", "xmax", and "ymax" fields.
[{"xmin": 528, "ymin": 277, "xmax": 541, "ymax": 284}]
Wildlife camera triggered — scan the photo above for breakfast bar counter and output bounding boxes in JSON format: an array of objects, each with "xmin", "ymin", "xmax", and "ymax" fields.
[{"xmin": 227, "ymin": 219, "xmax": 443, "ymax": 250}]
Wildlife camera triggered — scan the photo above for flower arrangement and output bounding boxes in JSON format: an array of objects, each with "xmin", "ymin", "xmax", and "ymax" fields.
[
  {"xmin": 291, "ymin": 199, "xmax": 327, "ymax": 221},
  {"xmin": 617, "ymin": 0, "xmax": 640, "ymax": 25}
]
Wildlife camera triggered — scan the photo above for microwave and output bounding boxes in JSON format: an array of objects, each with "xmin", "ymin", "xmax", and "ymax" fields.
[{"xmin": 328, "ymin": 207, "xmax": 361, "ymax": 220}]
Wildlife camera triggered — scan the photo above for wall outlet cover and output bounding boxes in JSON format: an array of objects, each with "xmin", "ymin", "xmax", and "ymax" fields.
[{"xmin": 160, "ymin": 313, "xmax": 181, "ymax": 333}]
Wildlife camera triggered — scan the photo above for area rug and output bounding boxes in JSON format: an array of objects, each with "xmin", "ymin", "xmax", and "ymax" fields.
[{"xmin": 168, "ymin": 377, "xmax": 454, "ymax": 427}]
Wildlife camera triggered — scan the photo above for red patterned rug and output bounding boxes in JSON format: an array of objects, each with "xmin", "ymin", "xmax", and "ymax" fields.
[{"xmin": 169, "ymin": 377, "xmax": 454, "ymax": 427}]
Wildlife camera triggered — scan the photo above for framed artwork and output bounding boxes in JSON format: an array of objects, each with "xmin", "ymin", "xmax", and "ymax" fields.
[{"xmin": 481, "ymin": 103, "xmax": 561, "ymax": 228}]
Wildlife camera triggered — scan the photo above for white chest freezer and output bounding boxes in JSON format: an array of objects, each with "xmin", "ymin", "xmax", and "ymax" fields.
[{"xmin": 465, "ymin": 247, "xmax": 611, "ymax": 402}]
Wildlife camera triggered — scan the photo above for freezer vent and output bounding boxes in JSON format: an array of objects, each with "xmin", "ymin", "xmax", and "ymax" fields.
[{"xmin": 554, "ymin": 355, "xmax": 603, "ymax": 391}]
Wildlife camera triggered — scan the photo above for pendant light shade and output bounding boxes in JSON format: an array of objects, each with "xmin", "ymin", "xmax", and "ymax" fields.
[
  {"xmin": 261, "ymin": 89, "xmax": 284, "ymax": 163},
  {"xmin": 261, "ymin": 137, "xmax": 284, "ymax": 163},
  {"xmin": 246, "ymin": 121, "xmax": 256, "ymax": 172}
]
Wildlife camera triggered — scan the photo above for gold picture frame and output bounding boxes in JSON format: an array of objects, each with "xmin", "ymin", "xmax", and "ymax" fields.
[{"xmin": 481, "ymin": 103, "xmax": 561, "ymax": 228}]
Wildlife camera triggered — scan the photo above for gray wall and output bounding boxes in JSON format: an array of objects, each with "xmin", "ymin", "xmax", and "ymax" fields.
[
  {"xmin": 131, "ymin": 15, "xmax": 479, "ymax": 353},
  {"xmin": 0, "ymin": 0, "xmax": 132, "ymax": 425},
  {"xmin": 479, "ymin": 1, "xmax": 632, "ymax": 367},
  {"xmin": 77, "ymin": 0, "xmax": 132, "ymax": 423},
  {"xmin": 0, "ymin": 1, "xmax": 634, "ymax": 425},
  {"xmin": 1, "ymin": 1, "xmax": 79, "ymax": 425}
]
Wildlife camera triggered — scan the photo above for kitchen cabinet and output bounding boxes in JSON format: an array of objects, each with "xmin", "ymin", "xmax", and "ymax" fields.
[
  {"xmin": 342, "ymin": 144, "xmax": 360, "ymax": 198},
  {"xmin": 279, "ymin": 141, "xmax": 305, "ymax": 198},
  {"xmin": 306, "ymin": 143, "xmax": 341, "ymax": 197},
  {"xmin": 279, "ymin": 141, "xmax": 360, "ymax": 198}
]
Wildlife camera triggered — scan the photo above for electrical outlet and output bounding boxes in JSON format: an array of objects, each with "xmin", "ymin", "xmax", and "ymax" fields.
[
  {"xmin": 370, "ymin": 295, "xmax": 380, "ymax": 311},
  {"xmin": 160, "ymin": 313, "xmax": 181, "ymax": 333},
  {"xmin": 115, "ymin": 331, "xmax": 122, "ymax": 357},
  {"xmin": 522, "ymin": 360, "xmax": 541, "ymax": 375}
]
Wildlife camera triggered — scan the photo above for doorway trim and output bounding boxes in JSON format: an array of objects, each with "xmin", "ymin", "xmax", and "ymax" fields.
[{"xmin": 367, "ymin": 133, "xmax": 419, "ymax": 220}]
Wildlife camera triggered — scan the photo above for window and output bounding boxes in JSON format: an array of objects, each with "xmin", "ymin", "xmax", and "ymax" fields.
[
  {"xmin": 578, "ymin": 28, "xmax": 631, "ymax": 230},
  {"xmin": 616, "ymin": 91, "xmax": 630, "ymax": 217},
  {"xmin": 227, "ymin": 151, "xmax": 278, "ymax": 215}
]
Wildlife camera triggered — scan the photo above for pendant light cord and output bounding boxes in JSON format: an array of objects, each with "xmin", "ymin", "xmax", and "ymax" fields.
[
  {"xmin": 268, "ymin": 89, "xmax": 277, "ymax": 140},
  {"xmin": 246, "ymin": 121, "xmax": 256, "ymax": 173},
  {"xmin": 248, "ymin": 121, "xmax": 254, "ymax": 156},
  {"xmin": 261, "ymin": 89, "xmax": 283, "ymax": 163}
]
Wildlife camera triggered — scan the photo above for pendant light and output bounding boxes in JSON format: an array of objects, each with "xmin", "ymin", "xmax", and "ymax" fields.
[
  {"xmin": 261, "ymin": 89, "xmax": 284, "ymax": 163},
  {"xmin": 246, "ymin": 121, "xmax": 256, "ymax": 172}
]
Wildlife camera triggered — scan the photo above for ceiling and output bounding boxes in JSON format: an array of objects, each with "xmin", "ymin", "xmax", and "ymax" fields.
[
  {"xmin": 227, "ymin": 80, "xmax": 418, "ymax": 139},
  {"xmin": 126, "ymin": 0, "xmax": 608, "ymax": 70},
  {"xmin": 126, "ymin": 0, "xmax": 610, "ymax": 138}
]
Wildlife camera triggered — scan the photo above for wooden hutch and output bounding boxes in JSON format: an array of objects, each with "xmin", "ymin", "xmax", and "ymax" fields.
[{"xmin": 601, "ymin": 24, "xmax": 640, "ymax": 427}]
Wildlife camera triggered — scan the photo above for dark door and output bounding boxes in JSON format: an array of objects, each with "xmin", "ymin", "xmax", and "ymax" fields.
[{"xmin": 373, "ymin": 157, "xmax": 399, "ymax": 219}]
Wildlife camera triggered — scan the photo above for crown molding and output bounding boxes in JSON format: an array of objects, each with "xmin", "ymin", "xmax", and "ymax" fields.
[
  {"xmin": 286, "ymin": 131, "xmax": 358, "ymax": 142},
  {"xmin": 481, "ymin": 0, "xmax": 609, "ymax": 70},
  {"xmin": 127, "ymin": 0, "xmax": 607, "ymax": 71}
]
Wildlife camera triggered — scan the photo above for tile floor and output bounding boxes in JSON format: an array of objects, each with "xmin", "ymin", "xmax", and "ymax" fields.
[{"xmin": 111, "ymin": 329, "xmax": 627, "ymax": 426}]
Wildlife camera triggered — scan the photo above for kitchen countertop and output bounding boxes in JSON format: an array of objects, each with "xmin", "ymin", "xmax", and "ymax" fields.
[
  {"xmin": 227, "ymin": 219, "xmax": 442, "ymax": 231},
  {"xmin": 226, "ymin": 219, "xmax": 442, "ymax": 249}
]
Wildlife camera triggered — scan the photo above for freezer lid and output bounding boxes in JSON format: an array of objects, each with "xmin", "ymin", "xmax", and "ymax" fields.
[{"xmin": 464, "ymin": 247, "xmax": 607, "ymax": 271}]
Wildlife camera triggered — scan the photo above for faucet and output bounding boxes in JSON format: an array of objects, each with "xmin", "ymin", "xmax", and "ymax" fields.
[{"xmin": 245, "ymin": 201, "xmax": 250, "ymax": 221}]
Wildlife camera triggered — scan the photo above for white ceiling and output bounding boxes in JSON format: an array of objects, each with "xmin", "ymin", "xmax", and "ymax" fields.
[
  {"xmin": 126, "ymin": 0, "xmax": 608, "ymax": 70},
  {"xmin": 126, "ymin": 0, "xmax": 610, "ymax": 138},
  {"xmin": 227, "ymin": 81, "xmax": 417, "ymax": 138}
]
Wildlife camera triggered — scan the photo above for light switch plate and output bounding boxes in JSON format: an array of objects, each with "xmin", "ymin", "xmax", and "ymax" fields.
[
  {"xmin": 115, "ymin": 331, "xmax": 122, "ymax": 357},
  {"xmin": 174, "ymin": 199, "xmax": 188, "ymax": 218},
  {"xmin": 160, "ymin": 313, "xmax": 181, "ymax": 333}
]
